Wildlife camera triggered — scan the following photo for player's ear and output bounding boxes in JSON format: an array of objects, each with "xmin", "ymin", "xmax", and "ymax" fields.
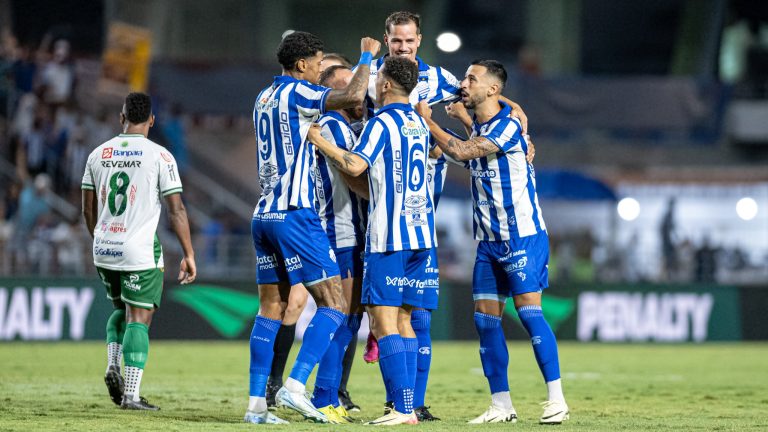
[
  {"xmin": 296, "ymin": 58, "xmax": 306, "ymax": 73},
  {"xmin": 383, "ymin": 33, "xmax": 389, "ymax": 46},
  {"xmin": 149, "ymin": 114, "xmax": 155, "ymax": 128},
  {"xmin": 416, "ymin": 33, "xmax": 422, "ymax": 47}
]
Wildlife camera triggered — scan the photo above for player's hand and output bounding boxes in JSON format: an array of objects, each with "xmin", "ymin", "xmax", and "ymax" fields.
[
  {"xmin": 509, "ymin": 101, "xmax": 528, "ymax": 134},
  {"xmin": 178, "ymin": 256, "xmax": 196, "ymax": 284},
  {"xmin": 445, "ymin": 101, "xmax": 468, "ymax": 121},
  {"xmin": 307, "ymin": 123, "xmax": 323, "ymax": 144},
  {"xmin": 361, "ymin": 37, "xmax": 381, "ymax": 56},
  {"xmin": 525, "ymin": 134, "xmax": 535, "ymax": 164},
  {"xmin": 415, "ymin": 101, "xmax": 432, "ymax": 120}
]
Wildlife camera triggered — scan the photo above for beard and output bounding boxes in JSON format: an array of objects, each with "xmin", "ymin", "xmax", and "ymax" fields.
[{"xmin": 462, "ymin": 93, "xmax": 484, "ymax": 110}]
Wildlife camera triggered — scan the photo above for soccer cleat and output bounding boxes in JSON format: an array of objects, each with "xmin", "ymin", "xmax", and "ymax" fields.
[
  {"xmin": 275, "ymin": 386, "xmax": 327, "ymax": 423},
  {"xmin": 335, "ymin": 405, "xmax": 355, "ymax": 423},
  {"xmin": 265, "ymin": 381, "xmax": 281, "ymax": 411},
  {"xmin": 120, "ymin": 395, "xmax": 160, "ymax": 411},
  {"xmin": 317, "ymin": 405, "xmax": 347, "ymax": 424},
  {"xmin": 104, "ymin": 365, "xmax": 124, "ymax": 406},
  {"xmin": 338, "ymin": 389, "xmax": 361, "ymax": 412},
  {"xmin": 363, "ymin": 332, "xmax": 380, "ymax": 363},
  {"xmin": 468, "ymin": 405, "xmax": 517, "ymax": 424},
  {"xmin": 244, "ymin": 410, "xmax": 289, "ymax": 424},
  {"xmin": 383, "ymin": 400, "xmax": 394, "ymax": 415},
  {"xmin": 365, "ymin": 410, "xmax": 418, "ymax": 425},
  {"xmin": 414, "ymin": 405, "xmax": 440, "ymax": 421},
  {"xmin": 539, "ymin": 400, "xmax": 570, "ymax": 424}
]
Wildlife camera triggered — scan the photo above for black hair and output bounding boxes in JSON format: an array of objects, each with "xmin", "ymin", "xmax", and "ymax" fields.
[
  {"xmin": 319, "ymin": 65, "xmax": 350, "ymax": 87},
  {"xmin": 277, "ymin": 31, "xmax": 324, "ymax": 71},
  {"xmin": 322, "ymin": 53, "xmax": 353, "ymax": 68},
  {"xmin": 380, "ymin": 56, "xmax": 419, "ymax": 94},
  {"xmin": 385, "ymin": 11, "xmax": 421, "ymax": 34},
  {"xmin": 123, "ymin": 92, "xmax": 152, "ymax": 124},
  {"xmin": 471, "ymin": 59, "xmax": 507, "ymax": 89}
]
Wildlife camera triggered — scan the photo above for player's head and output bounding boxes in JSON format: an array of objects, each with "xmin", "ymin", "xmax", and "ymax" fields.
[
  {"xmin": 121, "ymin": 92, "xmax": 154, "ymax": 127},
  {"xmin": 375, "ymin": 56, "xmax": 418, "ymax": 105},
  {"xmin": 277, "ymin": 31, "xmax": 325, "ymax": 84},
  {"xmin": 460, "ymin": 59, "xmax": 507, "ymax": 110},
  {"xmin": 384, "ymin": 11, "xmax": 422, "ymax": 64},
  {"xmin": 320, "ymin": 65, "xmax": 364, "ymax": 120},
  {"xmin": 320, "ymin": 52, "xmax": 352, "ymax": 72}
]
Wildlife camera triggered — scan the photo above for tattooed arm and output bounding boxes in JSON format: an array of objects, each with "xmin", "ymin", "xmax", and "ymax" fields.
[
  {"xmin": 416, "ymin": 102, "xmax": 499, "ymax": 162},
  {"xmin": 324, "ymin": 37, "xmax": 380, "ymax": 111},
  {"xmin": 307, "ymin": 124, "xmax": 369, "ymax": 176}
]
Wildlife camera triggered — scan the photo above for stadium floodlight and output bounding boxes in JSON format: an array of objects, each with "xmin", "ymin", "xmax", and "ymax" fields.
[
  {"xmin": 736, "ymin": 197, "xmax": 758, "ymax": 221},
  {"xmin": 281, "ymin": 29, "xmax": 295, "ymax": 39},
  {"xmin": 617, "ymin": 197, "xmax": 640, "ymax": 221},
  {"xmin": 436, "ymin": 32, "xmax": 462, "ymax": 53}
]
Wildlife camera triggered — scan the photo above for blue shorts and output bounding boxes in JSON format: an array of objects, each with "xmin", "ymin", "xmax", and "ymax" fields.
[
  {"xmin": 414, "ymin": 247, "xmax": 440, "ymax": 310},
  {"xmin": 362, "ymin": 249, "xmax": 435, "ymax": 308},
  {"xmin": 472, "ymin": 233, "xmax": 549, "ymax": 302},
  {"xmin": 252, "ymin": 209, "xmax": 340, "ymax": 286},
  {"xmin": 335, "ymin": 244, "xmax": 364, "ymax": 279}
]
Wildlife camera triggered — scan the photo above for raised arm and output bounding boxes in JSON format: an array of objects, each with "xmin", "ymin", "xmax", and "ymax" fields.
[
  {"xmin": 324, "ymin": 38, "xmax": 381, "ymax": 111},
  {"xmin": 416, "ymin": 102, "xmax": 499, "ymax": 162},
  {"xmin": 164, "ymin": 193, "xmax": 196, "ymax": 284},
  {"xmin": 308, "ymin": 124, "xmax": 369, "ymax": 176}
]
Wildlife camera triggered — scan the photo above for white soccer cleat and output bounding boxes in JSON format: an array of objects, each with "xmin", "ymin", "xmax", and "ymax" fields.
[
  {"xmin": 364, "ymin": 410, "xmax": 418, "ymax": 426},
  {"xmin": 243, "ymin": 410, "xmax": 289, "ymax": 424},
  {"xmin": 468, "ymin": 405, "xmax": 518, "ymax": 424},
  {"xmin": 275, "ymin": 386, "xmax": 328, "ymax": 423},
  {"xmin": 539, "ymin": 399, "xmax": 570, "ymax": 424}
]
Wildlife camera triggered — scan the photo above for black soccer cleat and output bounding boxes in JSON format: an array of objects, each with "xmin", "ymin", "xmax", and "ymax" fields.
[
  {"xmin": 338, "ymin": 389, "xmax": 360, "ymax": 412},
  {"xmin": 415, "ymin": 405, "xmax": 441, "ymax": 421},
  {"xmin": 104, "ymin": 365, "xmax": 124, "ymax": 406},
  {"xmin": 121, "ymin": 395, "xmax": 160, "ymax": 411},
  {"xmin": 266, "ymin": 381, "xmax": 281, "ymax": 411}
]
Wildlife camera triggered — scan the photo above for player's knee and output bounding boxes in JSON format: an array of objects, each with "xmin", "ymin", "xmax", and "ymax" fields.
[{"xmin": 259, "ymin": 300, "xmax": 286, "ymax": 321}]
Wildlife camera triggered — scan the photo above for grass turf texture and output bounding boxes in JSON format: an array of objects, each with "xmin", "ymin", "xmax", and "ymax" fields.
[{"xmin": 0, "ymin": 342, "xmax": 766, "ymax": 431}]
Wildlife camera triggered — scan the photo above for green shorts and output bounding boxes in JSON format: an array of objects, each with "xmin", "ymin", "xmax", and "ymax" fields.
[{"xmin": 97, "ymin": 267, "xmax": 164, "ymax": 310}]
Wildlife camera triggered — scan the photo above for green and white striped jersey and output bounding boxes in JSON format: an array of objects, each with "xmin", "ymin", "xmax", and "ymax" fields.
[{"xmin": 82, "ymin": 134, "xmax": 183, "ymax": 271}]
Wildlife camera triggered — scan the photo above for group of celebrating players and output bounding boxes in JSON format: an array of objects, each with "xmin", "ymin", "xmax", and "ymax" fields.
[{"xmin": 82, "ymin": 9, "xmax": 569, "ymax": 427}]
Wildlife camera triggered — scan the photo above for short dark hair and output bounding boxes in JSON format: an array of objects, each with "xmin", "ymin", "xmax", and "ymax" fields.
[
  {"xmin": 319, "ymin": 65, "xmax": 350, "ymax": 87},
  {"xmin": 277, "ymin": 31, "xmax": 324, "ymax": 70},
  {"xmin": 381, "ymin": 56, "xmax": 418, "ymax": 94},
  {"xmin": 385, "ymin": 11, "xmax": 421, "ymax": 34},
  {"xmin": 322, "ymin": 53, "xmax": 352, "ymax": 68},
  {"xmin": 123, "ymin": 92, "xmax": 152, "ymax": 123},
  {"xmin": 471, "ymin": 59, "xmax": 507, "ymax": 89}
]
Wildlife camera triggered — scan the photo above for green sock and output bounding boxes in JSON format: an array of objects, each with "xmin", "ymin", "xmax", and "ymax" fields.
[{"xmin": 123, "ymin": 322, "xmax": 149, "ymax": 369}]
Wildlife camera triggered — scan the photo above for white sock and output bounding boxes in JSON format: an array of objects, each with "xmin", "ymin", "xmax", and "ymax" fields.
[
  {"xmin": 106, "ymin": 342, "xmax": 121, "ymax": 373},
  {"xmin": 248, "ymin": 396, "xmax": 267, "ymax": 412},
  {"xmin": 124, "ymin": 366, "xmax": 144, "ymax": 402},
  {"xmin": 547, "ymin": 378, "xmax": 565, "ymax": 402},
  {"xmin": 284, "ymin": 377, "xmax": 305, "ymax": 394},
  {"xmin": 491, "ymin": 391, "xmax": 514, "ymax": 410}
]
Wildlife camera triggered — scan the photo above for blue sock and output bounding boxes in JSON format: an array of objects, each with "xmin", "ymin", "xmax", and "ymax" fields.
[
  {"xmin": 517, "ymin": 305, "xmax": 561, "ymax": 382},
  {"xmin": 402, "ymin": 337, "xmax": 418, "ymax": 394},
  {"xmin": 378, "ymin": 334, "xmax": 413, "ymax": 414},
  {"xmin": 249, "ymin": 316, "xmax": 281, "ymax": 397},
  {"xmin": 289, "ymin": 307, "xmax": 345, "ymax": 385},
  {"xmin": 474, "ymin": 312, "xmax": 509, "ymax": 394},
  {"xmin": 379, "ymin": 358, "xmax": 395, "ymax": 403},
  {"xmin": 411, "ymin": 309, "xmax": 431, "ymax": 408},
  {"xmin": 313, "ymin": 314, "xmax": 353, "ymax": 408}
]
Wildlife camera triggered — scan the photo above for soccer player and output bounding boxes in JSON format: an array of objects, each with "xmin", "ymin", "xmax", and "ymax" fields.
[
  {"xmin": 415, "ymin": 60, "xmax": 569, "ymax": 424},
  {"xmin": 307, "ymin": 64, "xmax": 369, "ymax": 423},
  {"xmin": 308, "ymin": 55, "xmax": 434, "ymax": 426},
  {"xmin": 361, "ymin": 11, "xmax": 531, "ymax": 421},
  {"xmin": 244, "ymin": 32, "xmax": 380, "ymax": 424},
  {"xmin": 81, "ymin": 92, "xmax": 196, "ymax": 411}
]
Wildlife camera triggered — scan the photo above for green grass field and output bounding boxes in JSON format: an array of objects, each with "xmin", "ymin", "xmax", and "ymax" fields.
[{"xmin": 1, "ymin": 341, "xmax": 766, "ymax": 431}]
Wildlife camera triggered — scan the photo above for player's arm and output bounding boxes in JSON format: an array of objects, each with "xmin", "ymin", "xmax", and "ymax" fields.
[
  {"xmin": 324, "ymin": 38, "xmax": 381, "ymax": 111},
  {"xmin": 308, "ymin": 124, "xmax": 368, "ymax": 176},
  {"xmin": 340, "ymin": 171, "xmax": 370, "ymax": 200},
  {"xmin": 499, "ymin": 95, "xmax": 528, "ymax": 134},
  {"xmin": 164, "ymin": 193, "xmax": 196, "ymax": 284},
  {"xmin": 416, "ymin": 102, "xmax": 499, "ymax": 162},
  {"xmin": 445, "ymin": 102, "xmax": 474, "ymax": 136},
  {"xmin": 81, "ymin": 189, "xmax": 98, "ymax": 239}
]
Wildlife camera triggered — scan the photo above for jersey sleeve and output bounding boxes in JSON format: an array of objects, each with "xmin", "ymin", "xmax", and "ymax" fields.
[
  {"xmin": 426, "ymin": 67, "xmax": 462, "ymax": 104},
  {"xmin": 481, "ymin": 117, "xmax": 522, "ymax": 153},
  {"xmin": 81, "ymin": 152, "xmax": 96, "ymax": 190},
  {"xmin": 295, "ymin": 81, "xmax": 332, "ymax": 118},
  {"xmin": 352, "ymin": 118, "xmax": 387, "ymax": 167},
  {"xmin": 158, "ymin": 151, "xmax": 183, "ymax": 196}
]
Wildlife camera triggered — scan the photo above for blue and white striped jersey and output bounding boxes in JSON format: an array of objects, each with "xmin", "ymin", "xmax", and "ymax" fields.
[
  {"xmin": 314, "ymin": 111, "xmax": 367, "ymax": 249},
  {"xmin": 252, "ymin": 75, "xmax": 331, "ymax": 215},
  {"xmin": 352, "ymin": 103, "xmax": 436, "ymax": 253},
  {"xmin": 468, "ymin": 102, "xmax": 546, "ymax": 241}
]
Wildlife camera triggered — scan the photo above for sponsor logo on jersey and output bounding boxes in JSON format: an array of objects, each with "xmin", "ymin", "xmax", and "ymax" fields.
[
  {"xmin": 254, "ymin": 213, "xmax": 286, "ymax": 221},
  {"xmin": 94, "ymin": 247, "xmax": 124, "ymax": 257},
  {"xmin": 102, "ymin": 148, "xmax": 113, "ymax": 159},
  {"xmin": 112, "ymin": 149, "xmax": 143, "ymax": 157},
  {"xmin": 503, "ymin": 256, "xmax": 528, "ymax": 275},
  {"xmin": 161, "ymin": 152, "xmax": 172, "ymax": 163},
  {"xmin": 167, "ymin": 164, "xmax": 176, "ymax": 182},
  {"xmin": 513, "ymin": 249, "xmax": 526, "ymax": 256},
  {"xmin": 404, "ymin": 195, "xmax": 427, "ymax": 209},
  {"xmin": 471, "ymin": 169, "xmax": 497, "ymax": 178},
  {"xmin": 400, "ymin": 121, "xmax": 428, "ymax": 137},
  {"xmin": 476, "ymin": 199, "xmax": 495, "ymax": 207},
  {"xmin": 123, "ymin": 274, "xmax": 141, "ymax": 291},
  {"xmin": 129, "ymin": 185, "xmax": 137, "ymax": 206},
  {"xmin": 101, "ymin": 160, "xmax": 141, "ymax": 168},
  {"xmin": 94, "ymin": 238, "xmax": 124, "ymax": 246},
  {"xmin": 256, "ymin": 98, "xmax": 278, "ymax": 112},
  {"xmin": 516, "ymin": 271, "xmax": 527, "ymax": 281},
  {"xmin": 100, "ymin": 222, "xmax": 127, "ymax": 233}
]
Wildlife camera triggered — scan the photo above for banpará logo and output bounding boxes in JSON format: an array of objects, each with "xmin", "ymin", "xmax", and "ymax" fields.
[
  {"xmin": 400, "ymin": 121, "xmax": 428, "ymax": 136},
  {"xmin": 102, "ymin": 148, "xmax": 113, "ymax": 159},
  {"xmin": 404, "ymin": 195, "xmax": 427, "ymax": 208},
  {"xmin": 113, "ymin": 149, "xmax": 143, "ymax": 157}
]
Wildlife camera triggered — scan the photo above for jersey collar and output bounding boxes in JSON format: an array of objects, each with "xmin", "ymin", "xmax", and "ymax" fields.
[
  {"xmin": 473, "ymin": 101, "xmax": 512, "ymax": 128},
  {"xmin": 376, "ymin": 102, "xmax": 413, "ymax": 115},
  {"xmin": 324, "ymin": 110, "xmax": 351, "ymax": 127}
]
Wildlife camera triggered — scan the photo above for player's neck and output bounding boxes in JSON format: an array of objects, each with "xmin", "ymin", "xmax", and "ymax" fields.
[
  {"xmin": 283, "ymin": 69, "xmax": 306, "ymax": 81},
  {"xmin": 473, "ymin": 98, "xmax": 502, "ymax": 124},
  {"xmin": 123, "ymin": 124, "xmax": 149, "ymax": 137},
  {"xmin": 380, "ymin": 94, "xmax": 410, "ymax": 107}
]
